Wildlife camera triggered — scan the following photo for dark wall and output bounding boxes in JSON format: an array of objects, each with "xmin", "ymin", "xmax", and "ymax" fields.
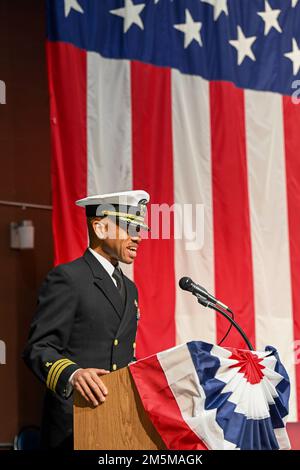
[{"xmin": 0, "ymin": 0, "xmax": 53, "ymax": 443}]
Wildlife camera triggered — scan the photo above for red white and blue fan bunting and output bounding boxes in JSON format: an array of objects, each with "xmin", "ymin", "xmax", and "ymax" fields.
[{"xmin": 130, "ymin": 341, "xmax": 291, "ymax": 450}]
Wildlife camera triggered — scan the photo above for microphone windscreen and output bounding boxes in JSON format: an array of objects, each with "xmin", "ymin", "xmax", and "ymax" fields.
[{"xmin": 179, "ymin": 277, "xmax": 192, "ymax": 291}]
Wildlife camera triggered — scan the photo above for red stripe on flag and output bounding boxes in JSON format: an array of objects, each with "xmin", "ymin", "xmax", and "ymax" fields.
[
  {"xmin": 131, "ymin": 61, "xmax": 176, "ymax": 359},
  {"xmin": 129, "ymin": 355, "xmax": 208, "ymax": 450},
  {"xmin": 46, "ymin": 41, "xmax": 87, "ymax": 265},
  {"xmin": 283, "ymin": 96, "xmax": 300, "ymax": 419},
  {"xmin": 210, "ymin": 82, "xmax": 256, "ymax": 349}
]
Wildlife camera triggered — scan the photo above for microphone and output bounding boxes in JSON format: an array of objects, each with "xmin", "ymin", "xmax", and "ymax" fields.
[
  {"xmin": 178, "ymin": 276, "xmax": 253, "ymax": 350},
  {"xmin": 179, "ymin": 277, "xmax": 230, "ymax": 312}
]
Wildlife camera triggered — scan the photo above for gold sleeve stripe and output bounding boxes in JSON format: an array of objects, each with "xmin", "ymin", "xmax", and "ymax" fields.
[
  {"xmin": 49, "ymin": 359, "xmax": 73, "ymax": 391},
  {"xmin": 46, "ymin": 359, "xmax": 69, "ymax": 388},
  {"xmin": 49, "ymin": 359, "xmax": 75, "ymax": 392},
  {"xmin": 46, "ymin": 359, "xmax": 73, "ymax": 389},
  {"xmin": 52, "ymin": 361, "xmax": 76, "ymax": 392}
]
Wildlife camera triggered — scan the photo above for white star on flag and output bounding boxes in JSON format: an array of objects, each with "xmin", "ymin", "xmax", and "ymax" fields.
[
  {"xmin": 64, "ymin": 0, "xmax": 84, "ymax": 18},
  {"xmin": 201, "ymin": 0, "xmax": 228, "ymax": 21},
  {"xmin": 174, "ymin": 9, "xmax": 203, "ymax": 48},
  {"xmin": 110, "ymin": 0, "xmax": 145, "ymax": 33},
  {"xmin": 284, "ymin": 39, "xmax": 300, "ymax": 75},
  {"xmin": 229, "ymin": 26, "xmax": 257, "ymax": 65},
  {"xmin": 292, "ymin": 0, "xmax": 299, "ymax": 7},
  {"xmin": 257, "ymin": 1, "xmax": 282, "ymax": 35}
]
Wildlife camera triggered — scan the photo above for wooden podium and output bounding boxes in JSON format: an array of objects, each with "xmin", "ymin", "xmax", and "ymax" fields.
[{"xmin": 73, "ymin": 366, "xmax": 166, "ymax": 450}]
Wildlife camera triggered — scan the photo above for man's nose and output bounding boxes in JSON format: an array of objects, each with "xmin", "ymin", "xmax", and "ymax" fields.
[{"xmin": 130, "ymin": 235, "xmax": 141, "ymax": 243}]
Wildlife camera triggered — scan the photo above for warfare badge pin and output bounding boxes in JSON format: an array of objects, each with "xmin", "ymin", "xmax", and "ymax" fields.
[{"xmin": 134, "ymin": 299, "xmax": 140, "ymax": 320}]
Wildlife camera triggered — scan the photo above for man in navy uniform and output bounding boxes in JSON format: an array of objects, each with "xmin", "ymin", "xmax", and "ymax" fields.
[{"xmin": 23, "ymin": 190, "xmax": 150, "ymax": 449}]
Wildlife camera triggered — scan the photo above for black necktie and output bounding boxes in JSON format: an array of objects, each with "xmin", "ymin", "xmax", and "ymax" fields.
[{"xmin": 112, "ymin": 266, "xmax": 126, "ymax": 306}]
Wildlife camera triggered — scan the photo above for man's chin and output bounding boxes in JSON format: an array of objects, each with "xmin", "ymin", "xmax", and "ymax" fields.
[{"xmin": 121, "ymin": 258, "xmax": 134, "ymax": 265}]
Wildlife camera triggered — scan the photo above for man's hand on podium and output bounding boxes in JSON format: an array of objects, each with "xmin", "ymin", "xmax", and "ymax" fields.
[{"xmin": 72, "ymin": 368, "xmax": 110, "ymax": 406}]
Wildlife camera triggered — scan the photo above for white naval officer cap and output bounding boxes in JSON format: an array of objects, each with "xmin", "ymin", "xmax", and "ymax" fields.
[{"xmin": 76, "ymin": 190, "xmax": 150, "ymax": 231}]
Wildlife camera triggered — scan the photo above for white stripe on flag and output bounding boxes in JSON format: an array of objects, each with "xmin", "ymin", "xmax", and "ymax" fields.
[
  {"xmin": 87, "ymin": 53, "xmax": 133, "ymax": 193},
  {"xmin": 87, "ymin": 53, "xmax": 133, "ymax": 279},
  {"xmin": 172, "ymin": 70, "xmax": 216, "ymax": 345},
  {"xmin": 245, "ymin": 90, "xmax": 297, "ymax": 420}
]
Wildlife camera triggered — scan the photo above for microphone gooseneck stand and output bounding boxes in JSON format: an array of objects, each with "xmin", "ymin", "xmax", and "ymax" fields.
[
  {"xmin": 195, "ymin": 293, "xmax": 254, "ymax": 351},
  {"xmin": 217, "ymin": 308, "xmax": 234, "ymax": 347}
]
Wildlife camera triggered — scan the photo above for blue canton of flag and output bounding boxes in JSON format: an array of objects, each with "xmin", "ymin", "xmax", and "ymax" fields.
[{"xmin": 47, "ymin": 0, "xmax": 300, "ymax": 96}]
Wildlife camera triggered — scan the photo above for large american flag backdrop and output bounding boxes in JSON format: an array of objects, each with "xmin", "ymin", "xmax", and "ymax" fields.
[{"xmin": 46, "ymin": 0, "xmax": 300, "ymax": 421}]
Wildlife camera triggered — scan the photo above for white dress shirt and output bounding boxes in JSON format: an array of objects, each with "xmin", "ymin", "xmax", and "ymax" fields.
[{"xmin": 88, "ymin": 247, "xmax": 118, "ymax": 287}]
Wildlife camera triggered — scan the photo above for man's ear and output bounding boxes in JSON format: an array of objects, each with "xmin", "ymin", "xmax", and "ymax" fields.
[{"xmin": 93, "ymin": 219, "xmax": 107, "ymax": 240}]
